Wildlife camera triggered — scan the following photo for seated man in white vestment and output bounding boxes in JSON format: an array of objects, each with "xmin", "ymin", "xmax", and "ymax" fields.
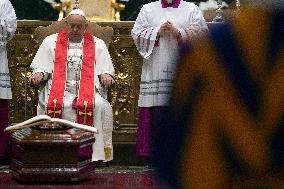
[{"xmin": 29, "ymin": 8, "xmax": 115, "ymax": 162}]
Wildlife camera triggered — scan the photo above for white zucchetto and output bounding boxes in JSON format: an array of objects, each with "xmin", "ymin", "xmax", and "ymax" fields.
[{"xmin": 69, "ymin": 8, "xmax": 86, "ymax": 18}]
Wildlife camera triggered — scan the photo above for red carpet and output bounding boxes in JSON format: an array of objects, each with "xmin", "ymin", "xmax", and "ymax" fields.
[{"xmin": 0, "ymin": 166, "xmax": 172, "ymax": 189}]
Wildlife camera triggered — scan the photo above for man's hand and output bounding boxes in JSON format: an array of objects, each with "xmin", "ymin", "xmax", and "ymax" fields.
[
  {"xmin": 158, "ymin": 21, "xmax": 181, "ymax": 38},
  {"xmin": 29, "ymin": 72, "xmax": 44, "ymax": 85},
  {"xmin": 167, "ymin": 22, "xmax": 181, "ymax": 38},
  {"xmin": 158, "ymin": 22, "xmax": 170, "ymax": 37},
  {"xmin": 100, "ymin": 73, "xmax": 115, "ymax": 88}
]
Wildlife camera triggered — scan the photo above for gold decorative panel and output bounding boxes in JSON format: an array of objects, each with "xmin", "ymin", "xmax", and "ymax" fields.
[
  {"xmin": 7, "ymin": 21, "xmax": 141, "ymax": 143},
  {"xmin": 54, "ymin": 0, "xmax": 125, "ymax": 21}
]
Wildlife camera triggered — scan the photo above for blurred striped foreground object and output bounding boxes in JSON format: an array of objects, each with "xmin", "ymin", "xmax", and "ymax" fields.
[{"xmin": 153, "ymin": 7, "xmax": 284, "ymax": 189}]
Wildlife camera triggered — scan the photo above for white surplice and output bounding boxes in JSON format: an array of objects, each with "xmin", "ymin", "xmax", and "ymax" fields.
[
  {"xmin": 0, "ymin": 0, "xmax": 16, "ymax": 99},
  {"xmin": 30, "ymin": 34, "xmax": 115, "ymax": 162},
  {"xmin": 132, "ymin": 0, "xmax": 208, "ymax": 107}
]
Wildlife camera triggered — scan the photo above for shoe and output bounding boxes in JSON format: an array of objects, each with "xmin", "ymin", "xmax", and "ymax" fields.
[
  {"xmin": 0, "ymin": 156, "xmax": 11, "ymax": 165},
  {"xmin": 94, "ymin": 161, "xmax": 110, "ymax": 168}
]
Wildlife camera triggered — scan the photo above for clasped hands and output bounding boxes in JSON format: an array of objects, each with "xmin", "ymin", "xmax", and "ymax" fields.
[
  {"xmin": 29, "ymin": 72, "xmax": 115, "ymax": 88},
  {"xmin": 157, "ymin": 21, "xmax": 180, "ymax": 38}
]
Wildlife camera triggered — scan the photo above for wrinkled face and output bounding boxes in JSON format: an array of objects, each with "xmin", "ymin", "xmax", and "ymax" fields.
[
  {"xmin": 166, "ymin": 0, "xmax": 173, "ymax": 3},
  {"xmin": 66, "ymin": 15, "xmax": 87, "ymax": 42}
]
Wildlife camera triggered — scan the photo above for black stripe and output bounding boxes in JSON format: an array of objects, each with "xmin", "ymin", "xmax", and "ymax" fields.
[
  {"xmin": 153, "ymin": 75, "xmax": 204, "ymax": 188},
  {"xmin": 270, "ymin": 114, "xmax": 284, "ymax": 170},
  {"xmin": 0, "ymin": 19, "xmax": 3, "ymax": 44},
  {"xmin": 140, "ymin": 79, "xmax": 173, "ymax": 84},
  {"xmin": 139, "ymin": 91, "xmax": 171, "ymax": 95},
  {"xmin": 218, "ymin": 123, "xmax": 249, "ymax": 176},
  {"xmin": 3, "ymin": 20, "xmax": 8, "ymax": 39},
  {"xmin": 210, "ymin": 23, "xmax": 261, "ymax": 118},
  {"xmin": 145, "ymin": 28, "xmax": 153, "ymax": 53},
  {"xmin": 140, "ymin": 85, "xmax": 172, "ymax": 90},
  {"xmin": 0, "ymin": 84, "xmax": 11, "ymax": 88},
  {"xmin": 267, "ymin": 8, "xmax": 284, "ymax": 68},
  {"xmin": 0, "ymin": 73, "xmax": 10, "ymax": 76}
]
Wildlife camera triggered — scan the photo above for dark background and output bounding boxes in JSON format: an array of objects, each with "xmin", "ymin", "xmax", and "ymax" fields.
[
  {"xmin": 119, "ymin": 0, "xmax": 234, "ymax": 20},
  {"xmin": 10, "ymin": 0, "xmax": 234, "ymax": 21}
]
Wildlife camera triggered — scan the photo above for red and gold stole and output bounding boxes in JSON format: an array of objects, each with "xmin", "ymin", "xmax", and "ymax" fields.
[{"xmin": 46, "ymin": 29, "xmax": 95, "ymax": 126}]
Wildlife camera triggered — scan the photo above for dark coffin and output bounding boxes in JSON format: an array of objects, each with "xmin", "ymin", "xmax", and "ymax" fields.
[{"xmin": 9, "ymin": 127, "xmax": 96, "ymax": 182}]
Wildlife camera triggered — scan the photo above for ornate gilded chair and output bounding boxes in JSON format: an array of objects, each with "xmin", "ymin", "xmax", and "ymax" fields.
[
  {"xmin": 54, "ymin": 0, "xmax": 125, "ymax": 21},
  {"xmin": 33, "ymin": 19, "xmax": 114, "ymax": 102},
  {"xmin": 34, "ymin": 19, "xmax": 113, "ymax": 47}
]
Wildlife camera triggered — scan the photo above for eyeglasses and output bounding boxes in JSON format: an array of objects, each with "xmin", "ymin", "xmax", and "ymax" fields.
[{"xmin": 67, "ymin": 22, "xmax": 84, "ymax": 30}]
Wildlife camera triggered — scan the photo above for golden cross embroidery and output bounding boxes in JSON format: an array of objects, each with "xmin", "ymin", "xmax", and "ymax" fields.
[
  {"xmin": 48, "ymin": 99, "xmax": 62, "ymax": 118},
  {"xmin": 79, "ymin": 100, "xmax": 92, "ymax": 124}
]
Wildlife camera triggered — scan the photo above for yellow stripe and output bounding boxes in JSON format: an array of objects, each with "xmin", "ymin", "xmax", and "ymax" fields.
[
  {"xmin": 178, "ymin": 14, "xmax": 275, "ymax": 187},
  {"xmin": 232, "ymin": 8, "xmax": 270, "ymax": 80},
  {"xmin": 263, "ymin": 44, "xmax": 284, "ymax": 133}
]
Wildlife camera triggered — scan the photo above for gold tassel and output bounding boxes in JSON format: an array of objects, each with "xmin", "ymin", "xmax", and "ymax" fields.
[{"xmin": 104, "ymin": 147, "xmax": 112, "ymax": 160}]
